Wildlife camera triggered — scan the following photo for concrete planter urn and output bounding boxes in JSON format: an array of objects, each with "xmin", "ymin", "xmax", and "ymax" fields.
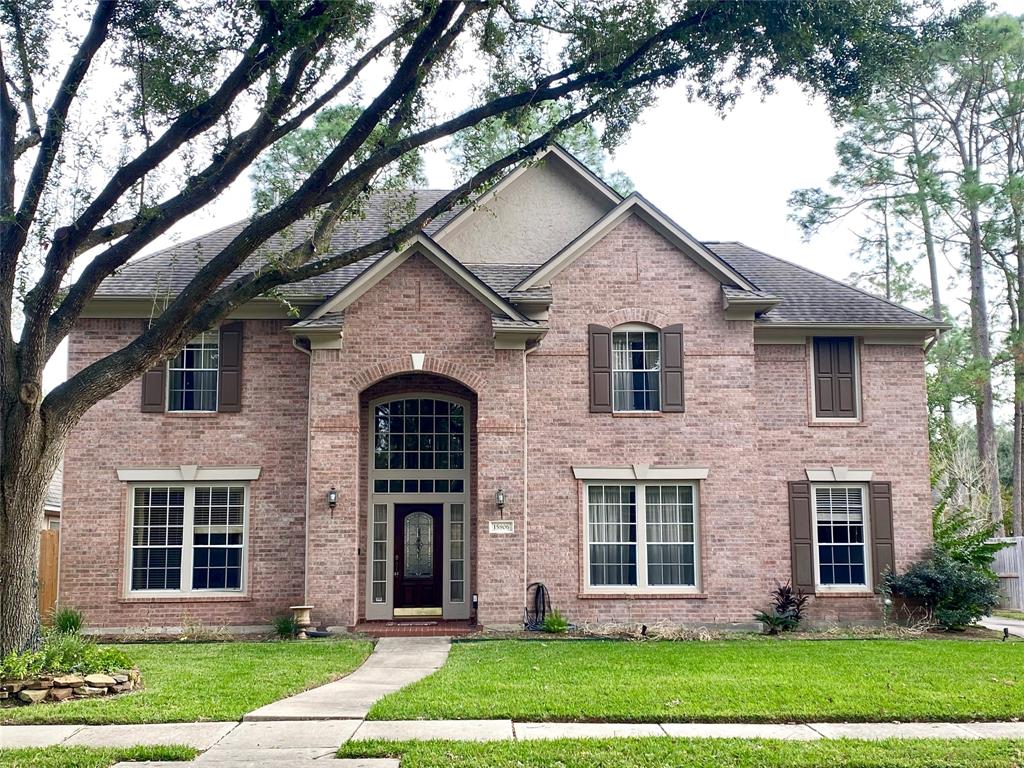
[{"xmin": 290, "ymin": 605, "xmax": 314, "ymax": 639}]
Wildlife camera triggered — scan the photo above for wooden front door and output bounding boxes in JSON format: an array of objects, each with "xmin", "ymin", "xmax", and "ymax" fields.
[{"xmin": 394, "ymin": 504, "xmax": 443, "ymax": 613}]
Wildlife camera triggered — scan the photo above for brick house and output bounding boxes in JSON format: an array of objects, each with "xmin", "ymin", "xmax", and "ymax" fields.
[{"xmin": 61, "ymin": 147, "xmax": 942, "ymax": 633}]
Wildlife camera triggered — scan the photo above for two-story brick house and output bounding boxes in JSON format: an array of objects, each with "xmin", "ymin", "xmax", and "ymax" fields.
[{"xmin": 61, "ymin": 146, "xmax": 942, "ymax": 633}]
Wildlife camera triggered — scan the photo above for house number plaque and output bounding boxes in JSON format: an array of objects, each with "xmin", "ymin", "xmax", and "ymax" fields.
[{"xmin": 488, "ymin": 520, "xmax": 515, "ymax": 534}]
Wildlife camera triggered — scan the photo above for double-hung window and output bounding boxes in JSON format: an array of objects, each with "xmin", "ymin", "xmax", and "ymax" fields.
[
  {"xmin": 129, "ymin": 483, "xmax": 247, "ymax": 595},
  {"xmin": 167, "ymin": 330, "xmax": 219, "ymax": 412},
  {"xmin": 812, "ymin": 485, "xmax": 869, "ymax": 590},
  {"xmin": 585, "ymin": 482, "xmax": 699, "ymax": 591},
  {"xmin": 612, "ymin": 327, "xmax": 661, "ymax": 412}
]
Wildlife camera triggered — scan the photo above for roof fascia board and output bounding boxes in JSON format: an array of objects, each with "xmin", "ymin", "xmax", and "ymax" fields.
[
  {"xmin": 434, "ymin": 145, "xmax": 621, "ymax": 244},
  {"xmin": 309, "ymin": 234, "xmax": 526, "ymax": 322},
  {"xmin": 517, "ymin": 195, "xmax": 757, "ymax": 292},
  {"xmin": 80, "ymin": 297, "xmax": 320, "ymax": 319},
  {"xmin": 753, "ymin": 324, "xmax": 941, "ymax": 346}
]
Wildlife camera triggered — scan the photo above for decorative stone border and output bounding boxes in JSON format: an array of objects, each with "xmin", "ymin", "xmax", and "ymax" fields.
[{"xmin": 1, "ymin": 668, "xmax": 140, "ymax": 705}]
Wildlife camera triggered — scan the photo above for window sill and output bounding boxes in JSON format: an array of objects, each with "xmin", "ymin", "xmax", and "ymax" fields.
[
  {"xmin": 120, "ymin": 593, "xmax": 251, "ymax": 604},
  {"xmin": 578, "ymin": 591, "xmax": 707, "ymax": 600},
  {"xmin": 161, "ymin": 411, "xmax": 220, "ymax": 418},
  {"xmin": 808, "ymin": 418, "xmax": 863, "ymax": 427},
  {"xmin": 612, "ymin": 411, "xmax": 663, "ymax": 418},
  {"xmin": 813, "ymin": 590, "xmax": 874, "ymax": 598}
]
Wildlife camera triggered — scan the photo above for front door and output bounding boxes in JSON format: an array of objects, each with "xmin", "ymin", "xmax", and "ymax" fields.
[{"xmin": 394, "ymin": 504, "xmax": 443, "ymax": 615}]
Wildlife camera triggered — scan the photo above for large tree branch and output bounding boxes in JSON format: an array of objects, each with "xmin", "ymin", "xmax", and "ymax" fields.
[{"xmin": 0, "ymin": 46, "xmax": 18, "ymax": 375}]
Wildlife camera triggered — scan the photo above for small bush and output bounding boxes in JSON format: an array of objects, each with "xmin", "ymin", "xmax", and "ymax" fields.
[
  {"xmin": 932, "ymin": 494, "xmax": 1008, "ymax": 573},
  {"xmin": 273, "ymin": 615, "xmax": 299, "ymax": 639},
  {"xmin": 52, "ymin": 606, "xmax": 84, "ymax": 635},
  {"xmin": 542, "ymin": 609, "xmax": 569, "ymax": 634},
  {"xmin": 754, "ymin": 581, "xmax": 808, "ymax": 634},
  {"xmin": 0, "ymin": 631, "xmax": 132, "ymax": 680},
  {"xmin": 884, "ymin": 549, "xmax": 1000, "ymax": 630}
]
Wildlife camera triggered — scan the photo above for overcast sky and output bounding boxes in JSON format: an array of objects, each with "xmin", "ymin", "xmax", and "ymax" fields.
[{"xmin": 43, "ymin": 0, "xmax": 1024, "ymax": 390}]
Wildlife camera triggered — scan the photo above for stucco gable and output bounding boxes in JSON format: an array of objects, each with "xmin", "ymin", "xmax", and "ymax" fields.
[{"xmin": 437, "ymin": 146, "xmax": 620, "ymax": 265}]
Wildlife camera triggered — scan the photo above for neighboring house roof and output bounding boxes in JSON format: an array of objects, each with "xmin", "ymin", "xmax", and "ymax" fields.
[
  {"xmin": 45, "ymin": 463, "xmax": 62, "ymax": 512},
  {"xmin": 706, "ymin": 242, "xmax": 942, "ymax": 328}
]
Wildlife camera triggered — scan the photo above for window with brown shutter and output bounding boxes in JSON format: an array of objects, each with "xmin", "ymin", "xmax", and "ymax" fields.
[
  {"xmin": 660, "ymin": 324, "xmax": 685, "ymax": 412},
  {"xmin": 812, "ymin": 336, "xmax": 858, "ymax": 419},
  {"xmin": 218, "ymin": 321, "xmax": 243, "ymax": 413},
  {"xmin": 869, "ymin": 481, "xmax": 894, "ymax": 585},
  {"xmin": 787, "ymin": 481, "xmax": 816, "ymax": 593}
]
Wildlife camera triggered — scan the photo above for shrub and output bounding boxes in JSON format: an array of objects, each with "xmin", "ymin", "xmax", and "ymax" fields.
[
  {"xmin": 273, "ymin": 615, "xmax": 299, "ymax": 639},
  {"xmin": 883, "ymin": 549, "xmax": 1000, "ymax": 630},
  {"xmin": 52, "ymin": 606, "xmax": 84, "ymax": 635},
  {"xmin": 754, "ymin": 581, "xmax": 808, "ymax": 634},
  {"xmin": 542, "ymin": 609, "xmax": 569, "ymax": 634},
  {"xmin": 0, "ymin": 631, "xmax": 133, "ymax": 680},
  {"xmin": 932, "ymin": 493, "xmax": 1008, "ymax": 573}
]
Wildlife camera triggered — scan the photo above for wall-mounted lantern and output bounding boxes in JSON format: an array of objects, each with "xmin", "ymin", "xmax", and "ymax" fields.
[
  {"xmin": 495, "ymin": 488, "xmax": 506, "ymax": 514},
  {"xmin": 327, "ymin": 486, "xmax": 338, "ymax": 511}
]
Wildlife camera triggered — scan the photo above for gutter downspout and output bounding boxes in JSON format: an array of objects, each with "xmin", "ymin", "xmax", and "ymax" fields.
[
  {"xmin": 292, "ymin": 337, "xmax": 313, "ymax": 604},
  {"xmin": 523, "ymin": 339, "xmax": 541, "ymax": 617}
]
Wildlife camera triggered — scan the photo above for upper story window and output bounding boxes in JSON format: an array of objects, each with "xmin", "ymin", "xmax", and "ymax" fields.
[
  {"xmin": 588, "ymin": 323, "xmax": 685, "ymax": 414},
  {"xmin": 812, "ymin": 484, "xmax": 869, "ymax": 590},
  {"xmin": 168, "ymin": 330, "xmax": 219, "ymax": 412},
  {"xmin": 812, "ymin": 336, "xmax": 859, "ymax": 419},
  {"xmin": 612, "ymin": 327, "xmax": 660, "ymax": 412},
  {"xmin": 128, "ymin": 483, "xmax": 247, "ymax": 595},
  {"xmin": 585, "ymin": 482, "xmax": 699, "ymax": 592},
  {"xmin": 140, "ymin": 322, "xmax": 243, "ymax": 414}
]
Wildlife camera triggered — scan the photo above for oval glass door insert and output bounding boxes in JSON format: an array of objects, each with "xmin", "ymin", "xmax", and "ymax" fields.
[{"xmin": 404, "ymin": 511, "xmax": 433, "ymax": 579}]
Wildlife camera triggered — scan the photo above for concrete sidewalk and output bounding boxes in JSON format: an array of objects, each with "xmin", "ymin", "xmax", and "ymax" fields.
[
  {"xmin": 243, "ymin": 636, "xmax": 451, "ymax": 721},
  {"xmin": 979, "ymin": 615, "xmax": 1024, "ymax": 638}
]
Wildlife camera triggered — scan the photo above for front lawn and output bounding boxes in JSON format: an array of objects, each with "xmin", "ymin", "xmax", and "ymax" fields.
[
  {"xmin": 1, "ymin": 638, "xmax": 372, "ymax": 725},
  {"xmin": 368, "ymin": 638, "xmax": 1024, "ymax": 723},
  {"xmin": 0, "ymin": 745, "xmax": 196, "ymax": 768},
  {"xmin": 340, "ymin": 738, "xmax": 1024, "ymax": 768}
]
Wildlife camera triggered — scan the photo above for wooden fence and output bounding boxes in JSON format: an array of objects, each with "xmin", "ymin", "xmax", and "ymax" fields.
[
  {"xmin": 38, "ymin": 529, "xmax": 59, "ymax": 623},
  {"xmin": 991, "ymin": 537, "xmax": 1024, "ymax": 611}
]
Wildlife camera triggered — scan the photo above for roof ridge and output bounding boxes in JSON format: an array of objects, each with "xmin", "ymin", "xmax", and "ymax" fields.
[{"xmin": 722, "ymin": 241, "xmax": 939, "ymax": 324}]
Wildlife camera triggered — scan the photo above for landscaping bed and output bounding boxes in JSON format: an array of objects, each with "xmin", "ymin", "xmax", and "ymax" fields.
[
  {"xmin": 339, "ymin": 738, "xmax": 1024, "ymax": 768},
  {"xmin": 368, "ymin": 638, "xmax": 1024, "ymax": 723},
  {"xmin": 1, "ymin": 638, "xmax": 372, "ymax": 725}
]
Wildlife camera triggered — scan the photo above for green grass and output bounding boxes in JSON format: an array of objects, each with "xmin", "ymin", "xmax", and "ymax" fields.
[
  {"xmin": 1, "ymin": 638, "xmax": 372, "ymax": 725},
  {"xmin": 339, "ymin": 738, "xmax": 1024, "ymax": 768},
  {"xmin": 369, "ymin": 638, "xmax": 1024, "ymax": 722},
  {"xmin": 994, "ymin": 609, "xmax": 1024, "ymax": 621},
  {"xmin": 0, "ymin": 745, "xmax": 196, "ymax": 767}
]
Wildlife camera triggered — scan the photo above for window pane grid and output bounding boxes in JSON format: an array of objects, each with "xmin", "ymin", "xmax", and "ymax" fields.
[
  {"xmin": 131, "ymin": 486, "xmax": 185, "ymax": 591},
  {"xmin": 612, "ymin": 331, "xmax": 660, "ymax": 412},
  {"xmin": 450, "ymin": 503, "xmax": 465, "ymax": 602},
  {"xmin": 587, "ymin": 485, "xmax": 637, "ymax": 586},
  {"xmin": 192, "ymin": 486, "xmax": 244, "ymax": 590},
  {"xmin": 168, "ymin": 330, "xmax": 219, "ymax": 412},
  {"xmin": 373, "ymin": 398, "xmax": 465, "ymax": 472},
  {"xmin": 815, "ymin": 486, "xmax": 867, "ymax": 586},
  {"xmin": 371, "ymin": 504, "xmax": 388, "ymax": 603},
  {"xmin": 645, "ymin": 485, "xmax": 696, "ymax": 586}
]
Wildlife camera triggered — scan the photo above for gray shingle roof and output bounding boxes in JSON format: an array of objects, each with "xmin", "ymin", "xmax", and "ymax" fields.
[
  {"xmin": 706, "ymin": 242, "xmax": 939, "ymax": 326},
  {"xmin": 92, "ymin": 190, "xmax": 940, "ymax": 328},
  {"xmin": 96, "ymin": 190, "xmax": 458, "ymax": 301}
]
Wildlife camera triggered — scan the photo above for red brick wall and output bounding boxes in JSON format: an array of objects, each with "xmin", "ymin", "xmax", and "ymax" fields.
[
  {"xmin": 61, "ymin": 318, "xmax": 309, "ymax": 631},
  {"xmin": 61, "ymin": 218, "xmax": 933, "ymax": 631}
]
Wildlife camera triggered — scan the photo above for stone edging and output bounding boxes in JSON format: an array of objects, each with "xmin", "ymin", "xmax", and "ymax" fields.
[{"xmin": 1, "ymin": 668, "xmax": 140, "ymax": 705}]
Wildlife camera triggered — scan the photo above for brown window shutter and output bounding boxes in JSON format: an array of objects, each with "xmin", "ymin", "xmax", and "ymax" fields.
[
  {"xmin": 869, "ymin": 481, "xmax": 895, "ymax": 588},
  {"xmin": 140, "ymin": 319, "xmax": 165, "ymax": 413},
  {"xmin": 218, "ymin": 321, "xmax": 243, "ymax": 413},
  {"xmin": 813, "ymin": 337, "xmax": 857, "ymax": 418},
  {"xmin": 660, "ymin": 324, "xmax": 685, "ymax": 412},
  {"xmin": 788, "ymin": 481, "xmax": 816, "ymax": 593},
  {"xmin": 140, "ymin": 367, "xmax": 166, "ymax": 412},
  {"xmin": 588, "ymin": 324, "xmax": 612, "ymax": 413}
]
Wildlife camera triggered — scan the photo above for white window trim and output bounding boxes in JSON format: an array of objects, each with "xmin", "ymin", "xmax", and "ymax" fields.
[
  {"xmin": 167, "ymin": 329, "xmax": 220, "ymax": 413},
  {"xmin": 810, "ymin": 483, "xmax": 872, "ymax": 593},
  {"xmin": 611, "ymin": 323, "xmax": 661, "ymax": 414},
  {"xmin": 808, "ymin": 337, "xmax": 862, "ymax": 423},
  {"xmin": 117, "ymin": 466, "xmax": 261, "ymax": 482},
  {"xmin": 582, "ymin": 480, "xmax": 701, "ymax": 595},
  {"xmin": 124, "ymin": 481, "xmax": 249, "ymax": 598}
]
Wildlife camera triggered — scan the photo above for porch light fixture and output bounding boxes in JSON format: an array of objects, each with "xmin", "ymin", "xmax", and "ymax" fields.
[
  {"xmin": 327, "ymin": 486, "xmax": 338, "ymax": 510},
  {"xmin": 495, "ymin": 488, "xmax": 506, "ymax": 513}
]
